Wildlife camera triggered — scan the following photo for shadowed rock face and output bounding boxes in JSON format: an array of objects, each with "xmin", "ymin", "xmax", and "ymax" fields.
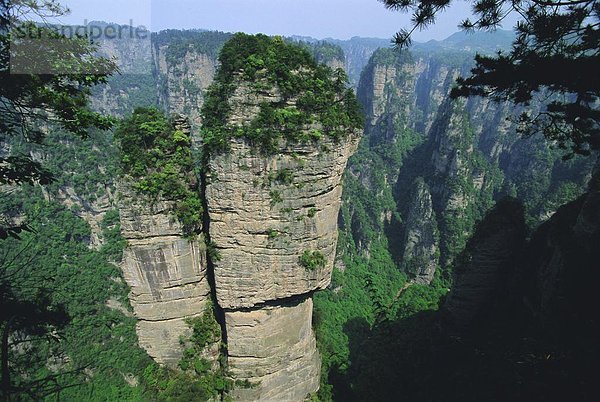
[
  {"xmin": 444, "ymin": 198, "xmax": 527, "ymax": 328},
  {"xmin": 118, "ymin": 187, "xmax": 211, "ymax": 366},
  {"xmin": 402, "ymin": 178, "xmax": 439, "ymax": 284}
]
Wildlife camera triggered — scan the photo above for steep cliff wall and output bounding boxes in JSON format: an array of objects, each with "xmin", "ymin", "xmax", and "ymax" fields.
[
  {"xmin": 207, "ymin": 134, "xmax": 359, "ymax": 308},
  {"xmin": 444, "ymin": 198, "xmax": 526, "ymax": 327},
  {"xmin": 200, "ymin": 34, "xmax": 361, "ymax": 400},
  {"xmin": 118, "ymin": 186, "xmax": 212, "ymax": 366},
  {"xmin": 401, "ymin": 178, "xmax": 439, "ymax": 283},
  {"xmin": 113, "ymin": 33, "xmax": 360, "ymax": 400},
  {"xmin": 91, "ymin": 23, "xmax": 156, "ymax": 116},
  {"xmin": 153, "ymin": 45, "xmax": 217, "ymax": 130},
  {"xmin": 224, "ymin": 297, "xmax": 321, "ymax": 401},
  {"xmin": 347, "ymin": 47, "xmax": 594, "ymax": 283},
  {"xmin": 205, "ymin": 87, "xmax": 359, "ymax": 401}
]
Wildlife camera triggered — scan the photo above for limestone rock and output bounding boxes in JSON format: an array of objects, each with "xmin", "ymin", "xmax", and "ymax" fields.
[
  {"xmin": 402, "ymin": 178, "xmax": 439, "ymax": 284},
  {"xmin": 205, "ymin": 63, "xmax": 360, "ymax": 399},
  {"xmin": 118, "ymin": 185, "xmax": 211, "ymax": 366},
  {"xmin": 207, "ymin": 134, "xmax": 359, "ymax": 309},
  {"xmin": 154, "ymin": 45, "xmax": 217, "ymax": 131},
  {"xmin": 226, "ymin": 297, "xmax": 321, "ymax": 401}
]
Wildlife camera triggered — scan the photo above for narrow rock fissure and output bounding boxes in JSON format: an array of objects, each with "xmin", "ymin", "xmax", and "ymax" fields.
[
  {"xmin": 221, "ymin": 290, "xmax": 315, "ymax": 314},
  {"xmin": 199, "ymin": 167, "xmax": 229, "ymax": 350}
]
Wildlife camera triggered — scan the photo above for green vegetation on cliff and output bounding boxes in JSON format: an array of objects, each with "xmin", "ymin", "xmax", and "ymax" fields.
[
  {"xmin": 295, "ymin": 40, "xmax": 345, "ymax": 65},
  {"xmin": 0, "ymin": 192, "xmax": 152, "ymax": 401},
  {"xmin": 142, "ymin": 304, "xmax": 245, "ymax": 402},
  {"xmin": 153, "ymin": 30, "xmax": 233, "ymax": 67},
  {"xmin": 299, "ymin": 250, "xmax": 326, "ymax": 270},
  {"xmin": 2, "ymin": 12, "xmax": 597, "ymax": 401},
  {"xmin": 115, "ymin": 107, "xmax": 202, "ymax": 236},
  {"xmin": 313, "ymin": 36, "xmax": 597, "ymax": 401},
  {"xmin": 201, "ymin": 33, "xmax": 363, "ymax": 153}
]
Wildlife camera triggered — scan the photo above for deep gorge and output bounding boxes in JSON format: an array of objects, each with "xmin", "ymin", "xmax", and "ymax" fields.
[{"xmin": 1, "ymin": 24, "xmax": 598, "ymax": 402}]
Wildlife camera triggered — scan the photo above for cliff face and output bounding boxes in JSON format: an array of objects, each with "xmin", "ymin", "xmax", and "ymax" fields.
[
  {"xmin": 326, "ymin": 37, "xmax": 390, "ymax": 87},
  {"xmin": 348, "ymin": 47, "xmax": 594, "ymax": 283},
  {"xmin": 205, "ymin": 75, "xmax": 360, "ymax": 399},
  {"xmin": 207, "ymin": 136, "xmax": 358, "ymax": 308},
  {"xmin": 91, "ymin": 24, "xmax": 156, "ymax": 116},
  {"xmin": 401, "ymin": 178, "xmax": 439, "ymax": 283},
  {"xmin": 225, "ymin": 297, "xmax": 321, "ymax": 401},
  {"xmin": 118, "ymin": 186, "xmax": 212, "ymax": 366},
  {"xmin": 153, "ymin": 45, "xmax": 217, "ymax": 130},
  {"xmin": 444, "ymin": 198, "xmax": 526, "ymax": 327},
  {"xmin": 523, "ymin": 157, "xmax": 600, "ymax": 327},
  {"xmin": 112, "ymin": 34, "xmax": 359, "ymax": 400}
]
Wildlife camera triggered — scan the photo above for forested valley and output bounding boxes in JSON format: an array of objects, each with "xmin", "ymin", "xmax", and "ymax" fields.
[{"xmin": 1, "ymin": 1, "xmax": 598, "ymax": 401}]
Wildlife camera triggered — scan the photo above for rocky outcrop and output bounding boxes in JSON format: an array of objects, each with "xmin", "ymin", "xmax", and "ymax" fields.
[
  {"xmin": 205, "ymin": 75, "xmax": 360, "ymax": 399},
  {"xmin": 207, "ymin": 133, "xmax": 359, "ymax": 308},
  {"xmin": 401, "ymin": 178, "xmax": 439, "ymax": 284},
  {"xmin": 331, "ymin": 37, "xmax": 390, "ymax": 87},
  {"xmin": 358, "ymin": 51, "xmax": 458, "ymax": 136},
  {"xmin": 523, "ymin": 156, "xmax": 600, "ymax": 326},
  {"xmin": 91, "ymin": 24, "xmax": 155, "ymax": 116},
  {"xmin": 324, "ymin": 57, "xmax": 345, "ymax": 72},
  {"xmin": 113, "ymin": 33, "xmax": 359, "ymax": 399},
  {"xmin": 226, "ymin": 297, "xmax": 321, "ymax": 401},
  {"xmin": 118, "ymin": 186, "xmax": 212, "ymax": 366},
  {"xmin": 351, "ymin": 46, "xmax": 593, "ymax": 280},
  {"xmin": 153, "ymin": 45, "xmax": 218, "ymax": 131},
  {"xmin": 444, "ymin": 198, "xmax": 526, "ymax": 328}
]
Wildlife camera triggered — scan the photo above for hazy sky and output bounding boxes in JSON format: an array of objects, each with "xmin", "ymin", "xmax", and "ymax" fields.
[{"xmin": 55, "ymin": 0, "xmax": 517, "ymax": 41}]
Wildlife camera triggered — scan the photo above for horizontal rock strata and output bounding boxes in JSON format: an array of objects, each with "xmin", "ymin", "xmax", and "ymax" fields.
[
  {"xmin": 119, "ymin": 187, "xmax": 211, "ymax": 366},
  {"xmin": 226, "ymin": 297, "xmax": 321, "ymax": 401}
]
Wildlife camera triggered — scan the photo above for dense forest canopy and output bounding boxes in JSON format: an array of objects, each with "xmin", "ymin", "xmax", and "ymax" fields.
[{"xmin": 201, "ymin": 33, "xmax": 363, "ymax": 153}]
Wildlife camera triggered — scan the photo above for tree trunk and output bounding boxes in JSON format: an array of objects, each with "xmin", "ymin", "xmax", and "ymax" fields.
[{"xmin": 1, "ymin": 316, "xmax": 14, "ymax": 402}]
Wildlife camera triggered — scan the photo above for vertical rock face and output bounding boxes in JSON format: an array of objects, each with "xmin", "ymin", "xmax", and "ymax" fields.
[
  {"xmin": 401, "ymin": 178, "xmax": 439, "ymax": 284},
  {"xmin": 444, "ymin": 198, "xmax": 526, "ymax": 328},
  {"xmin": 153, "ymin": 45, "xmax": 217, "ymax": 130},
  {"xmin": 115, "ymin": 34, "xmax": 360, "ymax": 400},
  {"xmin": 225, "ymin": 297, "xmax": 321, "ymax": 401},
  {"xmin": 204, "ymin": 52, "xmax": 360, "ymax": 397},
  {"xmin": 524, "ymin": 157, "xmax": 600, "ymax": 325},
  {"xmin": 331, "ymin": 37, "xmax": 390, "ymax": 88},
  {"xmin": 90, "ymin": 25, "xmax": 155, "ymax": 116},
  {"xmin": 206, "ymin": 132, "xmax": 358, "ymax": 397},
  {"xmin": 207, "ymin": 134, "xmax": 359, "ymax": 308},
  {"xmin": 350, "ymin": 45, "xmax": 594, "ymax": 283},
  {"xmin": 118, "ymin": 187, "xmax": 211, "ymax": 366}
]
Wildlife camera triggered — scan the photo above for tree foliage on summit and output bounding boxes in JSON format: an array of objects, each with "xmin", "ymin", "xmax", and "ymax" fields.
[
  {"xmin": 201, "ymin": 33, "xmax": 363, "ymax": 153},
  {"xmin": 115, "ymin": 108, "xmax": 202, "ymax": 236},
  {"xmin": 380, "ymin": 0, "xmax": 599, "ymax": 157}
]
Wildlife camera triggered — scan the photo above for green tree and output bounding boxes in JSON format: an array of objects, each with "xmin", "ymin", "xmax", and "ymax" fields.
[
  {"xmin": 380, "ymin": 0, "xmax": 599, "ymax": 157},
  {"xmin": 115, "ymin": 108, "xmax": 203, "ymax": 237},
  {"xmin": 1, "ymin": 1, "xmax": 117, "ymax": 398},
  {"xmin": 201, "ymin": 33, "xmax": 363, "ymax": 154},
  {"xmin": 0, "ymin": 0, "xmax": 116, "ymax": 238}
]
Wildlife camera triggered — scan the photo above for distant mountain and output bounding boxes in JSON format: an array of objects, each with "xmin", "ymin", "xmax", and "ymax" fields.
[
  {"xmin": 292, "ymin": 30, "xmax": 514, "ymax": 87},
  {"xmin": 324, "ymin": 37, "xmax": 392, "ymax": 87},
  {"xmin": 413, "ymin": 29, "xmax": 515, "ymax": 54}
]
